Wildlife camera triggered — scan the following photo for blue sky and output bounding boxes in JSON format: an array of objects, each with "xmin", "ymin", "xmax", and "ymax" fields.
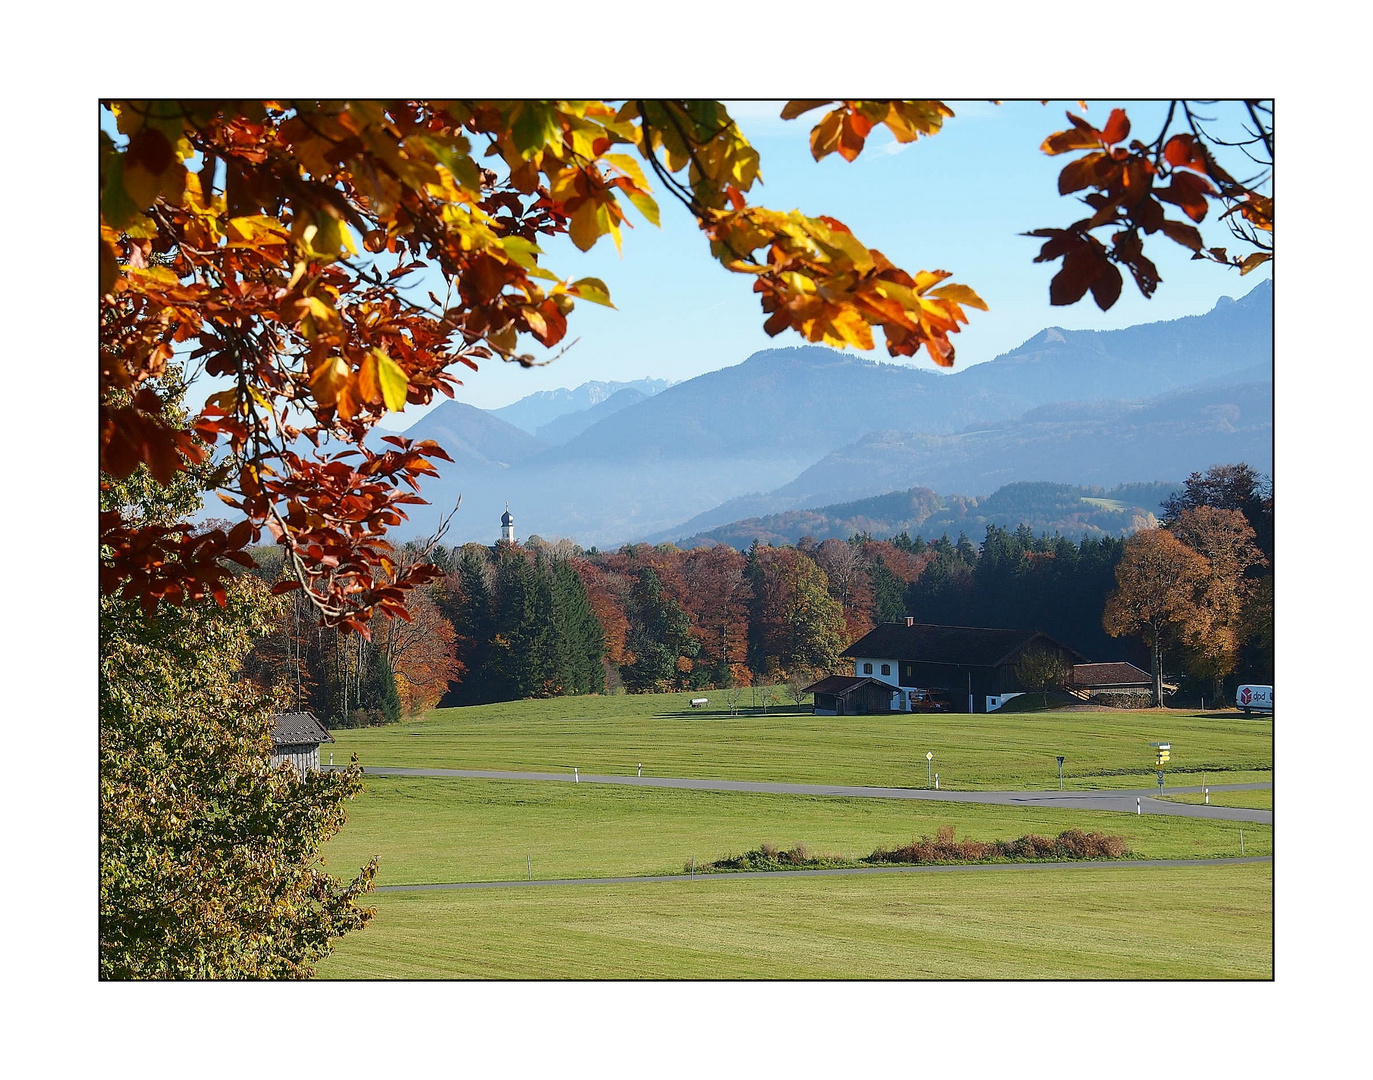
[{"xmin": 381, "ymin": 98, "xmax": 1272, "ymax": 422}]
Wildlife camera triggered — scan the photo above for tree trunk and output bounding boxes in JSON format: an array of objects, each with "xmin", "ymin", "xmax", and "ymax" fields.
[{"xmin": 1150, "ymin": 624, "xmax": 1163, "ymax": 708}]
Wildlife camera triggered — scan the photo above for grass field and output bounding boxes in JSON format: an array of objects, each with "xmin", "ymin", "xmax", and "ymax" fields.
[
  {"xmin": 320, "ymin": 776, "xmax": 1273, "ymax": 886},
  {"xmin": 326, "ymin": 694, "xmax": 1272, "ymax": 791},
  {"xmin": 1159, "ymin": 789, "xmax": 1274, "ymax": 810},
  {"xmin": 314, "ymin": 861, "xmax": 1273, "ymax": 980}
]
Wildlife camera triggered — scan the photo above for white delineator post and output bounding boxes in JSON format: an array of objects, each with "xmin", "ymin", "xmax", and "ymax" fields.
[
  {"xmin": 1137, "ymin": 797, "xmax": 1141, "ymax": 815},
  {"xmin": 574, "ymin": 767, "xmax": 578, "ymax": 784}
]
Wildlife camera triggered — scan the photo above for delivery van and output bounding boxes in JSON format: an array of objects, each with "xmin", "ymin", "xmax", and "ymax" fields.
[{"xmin": 1236, "ymin": 684, "xmax": 1273, "ymax": 715}]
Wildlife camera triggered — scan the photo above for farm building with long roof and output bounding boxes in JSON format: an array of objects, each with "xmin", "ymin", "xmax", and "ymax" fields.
[{"xmin": 839, "ymin": 619, "xmax": 1089, "ymax": 713}]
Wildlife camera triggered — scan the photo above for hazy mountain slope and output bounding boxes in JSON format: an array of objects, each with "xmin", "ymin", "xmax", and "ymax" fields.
[
  {"xmin": 396, "ymin": 400, "xmax": 549, "ymax": 468},
  {"xmin": 489, "ymin": 378, "xmax": 669, "ymax": 433},
  {"xmin": 762, "ymin": 379, "xmax": 1272, "ymax": 508},
  {"xmin": 534, "ymin": 387, "xmax": 647, "ymax": 445},
  {"xmin": 674, "ymin": 480, "xmax": 1175, "ymax": 550}
]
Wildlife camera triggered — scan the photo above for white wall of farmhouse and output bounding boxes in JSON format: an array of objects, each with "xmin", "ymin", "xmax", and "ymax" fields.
[{"xmin": 851, "ymin": 657, "xmax": 900, "ymax": 685}]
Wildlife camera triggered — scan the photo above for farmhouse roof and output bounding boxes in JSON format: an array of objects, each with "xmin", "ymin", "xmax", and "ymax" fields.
[
  {"xmin": 271, "ymin": 712, "xmax": 334, "ymax": 747},
  {"xmin": 841, "ymin": 622, "xmax": 1088, "ymax": 667},
  {"xmin": 1070, "ymin": 662, "xmax": 1152, "ymax": 688},
  {"xmin": 801, "ymin": 675, "xmax": 893, "ymax": 697}
]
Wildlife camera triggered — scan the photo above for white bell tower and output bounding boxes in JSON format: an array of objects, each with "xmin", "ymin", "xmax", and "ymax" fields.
[{"xmin": 500, "ymin": 502, "xmax": 515, "ymax": 543}]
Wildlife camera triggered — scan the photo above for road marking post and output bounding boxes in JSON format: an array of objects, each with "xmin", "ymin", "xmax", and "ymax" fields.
[
  {"xmin": 691, "ymin": 856, "xmax": 695, "ymax": 879},
  {"xmin": 935, "ymin": 773, "xmax": 939, "ymax": 790},
  {"xmin": 1240, "ymin": 830, "xmax": 1244, "ymax": 855},
  {"xmin": 527, "ymin": 854, "xmax": 531, "ymax": 880},
  {"xmin": 638, "ymin": 763, "xmax": 642, "ymax": 778},
  {"xmin": 574, "ymin": 767, "xmax": 578, "ymax": 784},
  {"xmin": 1205, "ymin": 787, "xmax": 1209, "ymax": 805},
  {"xmin": 1137, "ymin": 797, "xmax": 1141, "ymax": 815}
]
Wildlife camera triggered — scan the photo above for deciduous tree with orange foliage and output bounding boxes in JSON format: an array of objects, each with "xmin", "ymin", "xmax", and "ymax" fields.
[{"xmin": 1103, "ymin": 529, "xmax": 1212, "ymax": 706}]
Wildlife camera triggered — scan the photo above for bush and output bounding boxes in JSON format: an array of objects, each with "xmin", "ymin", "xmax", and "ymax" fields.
[{"xmin": 865, "ymin": 827, "xmax": 1130, "ymax": 866}]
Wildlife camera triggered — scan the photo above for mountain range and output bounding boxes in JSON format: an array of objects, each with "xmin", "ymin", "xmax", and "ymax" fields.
[{"xmin": 383, "ymin": 279, "xmax": 1272, "ymax": 549}]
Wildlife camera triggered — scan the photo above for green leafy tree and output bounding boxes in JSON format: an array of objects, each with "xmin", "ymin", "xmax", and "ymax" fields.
[
  {"xmin": 361, "ymin": 644, "xmax": 403, "ymax": 723},
  {"xmin": 623, "ymin": 567, "xmax": 698, "ymax": 692},
  {"xmin": 1014, "ymin": 645, "xmax": 1071, "ymax": 708},
  {"xmin": 99, "ymin": 379, "xmax": 374, "ymax": 977}
]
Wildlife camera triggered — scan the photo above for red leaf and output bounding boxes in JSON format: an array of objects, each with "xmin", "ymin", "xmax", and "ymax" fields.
[{"xmin": 1099, "ymin": 109, "xmax": 1130, "ymax": 145}]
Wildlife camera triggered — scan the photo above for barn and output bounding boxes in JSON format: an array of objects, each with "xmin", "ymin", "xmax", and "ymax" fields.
[
  {"xmin": 270, "ymin": 712, "xmax": 334, "ymax": 774},
  {"xmin": 842, "ymin": 619, "xmax": 1089, "ymax": 713},
  {"xmin": 801, "ymin": 675, "xmax": 898, "ymax": 716},
  {"xmin": 1068, "ymin": 662, "xmax": 1157, "ymax": 707}
]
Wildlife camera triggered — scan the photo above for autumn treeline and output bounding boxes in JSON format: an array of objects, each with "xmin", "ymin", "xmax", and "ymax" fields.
[{"xmin": 241, "ymin": 463, "xmax": 1272, "ymax": 723}]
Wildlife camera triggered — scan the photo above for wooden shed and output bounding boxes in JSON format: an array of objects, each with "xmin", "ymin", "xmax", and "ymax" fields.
[
  {"xmin": 270, "ymin": 712, "xmax": 334, "ymax": 774},
  {"xmin": 801, "ymin": 675, "xmax": 898, "ymax": 716}
]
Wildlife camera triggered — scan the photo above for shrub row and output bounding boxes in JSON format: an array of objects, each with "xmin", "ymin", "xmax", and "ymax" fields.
[
  {"xmin": 865, "ymin": 825, "xmax": 1129, "ymax": 865},
  {"xmin": 694, "ymin": 826, "xmax": 1131, "ymax": 874}
]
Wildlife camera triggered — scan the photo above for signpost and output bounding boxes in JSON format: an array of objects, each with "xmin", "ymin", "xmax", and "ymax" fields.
[
  {"xmin": 1149, "ymin": 742, "xmax": 1171, "ymax": 793},
  {"xmin": 1056, "ymin": 755, "xmax": 1065, "ymax": 791},
  {"xmin": 926, "ymin": 751, "xmax": 934, "ymax": 788}
]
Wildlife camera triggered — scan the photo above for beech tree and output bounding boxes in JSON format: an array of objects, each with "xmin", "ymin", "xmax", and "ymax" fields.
[
  {"xmin": 1103, "ymin": 530, "xmax": 1211, "ymax": 706},
  {"xmin": 1167, "ymin": 506, "xmax": 1266, "ymax": 699},
  {"xmin": 100, "ymin": 99, "xmax": 1269, "ymax": 632}
]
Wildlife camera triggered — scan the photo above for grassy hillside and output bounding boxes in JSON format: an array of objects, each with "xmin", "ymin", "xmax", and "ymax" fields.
[{"xmin": 315, "ymin": 862, "xmax": 1273, "ymax": 979}]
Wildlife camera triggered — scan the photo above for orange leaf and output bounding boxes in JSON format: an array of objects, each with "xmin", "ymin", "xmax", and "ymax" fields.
[{"xmin": 1099, "ymin": 108, "xmax": 1130, "ymax": 145}]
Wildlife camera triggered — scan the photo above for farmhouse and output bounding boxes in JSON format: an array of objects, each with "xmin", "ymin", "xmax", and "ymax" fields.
[
  {"xmin": 270, "ymin": 711, "xmax": 334, "ymax": 774},
  {"xmin": 840, "ymin": 619, "xmax": 1088, "ymax": 713}
]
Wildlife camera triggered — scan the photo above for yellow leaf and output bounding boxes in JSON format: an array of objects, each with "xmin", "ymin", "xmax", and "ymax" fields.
[
  {"xmin": 568, "ymin": 201, "xmax": 603, "ymax": 252},
  {"xmin": 310, "ymin": 357, "xmax": 349, "ymax": 406},
  {"xmin": 625, "ymin": 188, "xmax": 660, "ymax": 226},
  {"xmin": 827, "ymin": 308, "xmax": 874, "ymax": 350},
  {"xmin": 781, "ymin": 100, "xmax": 832, "ymax": 120},
  {"xmin": 374, "ymin": 350, "xmax": 409, "ymax": 411},
  {"xmin": 1238, "ymin": 252, "xmax": 1271, "ymax": 276},
  {"xmin": 603, "ymin": 153, "xmax": 650, "ymax": 190},
  {"xmin": 570, "ymin": 277, "xmax": 615, "ymax": 307},
  {"xmin": 929, "ymin": 283, "xmax": 988, "ymax": 311}
]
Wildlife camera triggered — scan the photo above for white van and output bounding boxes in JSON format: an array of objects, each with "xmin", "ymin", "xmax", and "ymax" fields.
[{"xmin": 1236, "ymin": 684, "xmax": 1273, "ymax": 715}]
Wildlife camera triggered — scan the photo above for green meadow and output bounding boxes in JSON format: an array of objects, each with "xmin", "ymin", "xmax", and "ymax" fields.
[
  {"xmin": 326, "ymin": 693, "xmax": 1273, "ymax": 791},
  {"xmin": 315, "ymin": 861, "xmax": 1273, "ymax": 980},
  {"xmin": 315, "ymin": 696, "xmax": 1272, "ymax": 979},
  {"xmin": 320, "ymin": 776, "xmax": 1272, "ymax": 886}
]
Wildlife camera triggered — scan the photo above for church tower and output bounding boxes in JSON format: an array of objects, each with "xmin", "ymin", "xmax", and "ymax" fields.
[{"xmin": 500, "ymin": 503, "xmax": 515, "ymax": 543}]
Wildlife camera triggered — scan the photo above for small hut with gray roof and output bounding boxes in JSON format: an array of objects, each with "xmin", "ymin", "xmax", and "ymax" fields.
[{"xmin": 270, "ymin": 711, "xmax": 334, "ymax": 774}]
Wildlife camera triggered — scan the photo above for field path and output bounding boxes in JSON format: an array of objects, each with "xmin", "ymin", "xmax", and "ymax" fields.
[
  {"xmin": 345, "ymin": 766, "xmax": 1273, "ymax": 824},
  {"xmin": 373, "ymin": 855, "xmax": 1274, "ymax": 893}
]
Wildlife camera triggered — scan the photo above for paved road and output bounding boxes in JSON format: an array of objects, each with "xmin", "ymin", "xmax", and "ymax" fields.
[
  {"xmin": 375, "ymin": 856, "xmax": 1274, "ymax": 893},
  {"xmin": 347, "ymin": 766, "xmax": 1273, "ymax": 824}
]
